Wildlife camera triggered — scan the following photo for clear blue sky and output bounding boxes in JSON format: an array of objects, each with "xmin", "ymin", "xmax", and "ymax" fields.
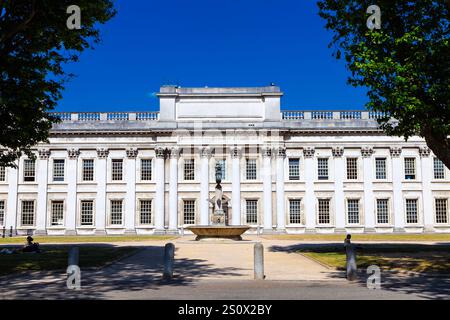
[{"xmin": 57, "ymin": 0, "xmax": 368, "ymax": 112}]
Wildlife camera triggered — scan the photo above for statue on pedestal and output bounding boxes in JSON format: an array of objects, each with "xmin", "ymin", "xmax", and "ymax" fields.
[{"xmin": 208, "ymin": 163, "xmax": 229, "ymax": 225}]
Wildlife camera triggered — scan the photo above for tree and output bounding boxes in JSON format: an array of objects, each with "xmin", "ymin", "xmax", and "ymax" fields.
[
  {"xmin": 0, "ymin": 0, "xmax": 116, "ymax": 167},
  {"xmin": 317, "ymin": 0, "xmax": 450, "ymax": 168}
]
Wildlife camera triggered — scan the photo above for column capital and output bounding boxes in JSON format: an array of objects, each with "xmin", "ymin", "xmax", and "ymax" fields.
[
  {"xmin": 303, "ymin": 147, "xmax": 315, "ymax": 158},
  {"xmin": 155, "ymin": 146, "xmax": 166, "ymax": 159},
  {"xmin": 38, "ymin": 149, "xmax": 50, "ymax": 160},
  {"xmin": 96, "ymin": 148, "xmax": 109, "ymax": 159},
  {"xmin": 169, "ymin": 146, "xmax": 181, "ymax": 159},
  {"xmin": 276, "ymin": 147, "xmax": 286, "ymax": 158},
  {"xmin": 390, "ymin": 147, "xmax": 402, "ymax": 158},
  {"xmin": 332, "ymin": 147, "xmax": 344, "ymax": 158},
  {"xmin": 200, "ymin": 146, "xmax": 213, "ymax": 158},
  {"xmin": 361, "ymin": 146, "xmax": 374, "ymax": 158},
  {"xmin": 126, "ymin": 148, "xmax": 139, "ymax": 159},
  {"xmin": 419, "ymin": 146, "xmax": 431, "ymax": 157},
  {"xmin": 67, "ymin": 148, "xmax": 80, "ymax": 160},
  {"xmin": 261, "ymin": 146, "xmax": 272, "ymax": 158},
  {"xmin": 230, "ymin": 146, "xmax": 242, "ymax": 158}
]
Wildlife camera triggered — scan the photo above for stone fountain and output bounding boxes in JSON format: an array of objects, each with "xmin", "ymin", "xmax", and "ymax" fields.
[{"xmin": 186, "ymin": 163, "xmax": 250, "ymax": 241}]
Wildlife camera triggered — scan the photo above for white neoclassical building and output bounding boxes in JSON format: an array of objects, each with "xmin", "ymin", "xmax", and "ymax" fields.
[{"xmin": 1, "ymin": 85, "xmax": 449, "ymax": 236}]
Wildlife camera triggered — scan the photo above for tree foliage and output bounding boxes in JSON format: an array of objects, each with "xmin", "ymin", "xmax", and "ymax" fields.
[
  {"xmin": 0, "ymin": 0, "xmax": 116, "ymax": 167},
  {"xmin": 318, "ymin": 0, "xmax": 450, "ymax": 168}
]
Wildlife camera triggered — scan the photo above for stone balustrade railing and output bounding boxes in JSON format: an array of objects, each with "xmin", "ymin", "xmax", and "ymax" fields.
[{"xmin": 50, "ymin": 110, "xmax": 389, "ymax": 122}]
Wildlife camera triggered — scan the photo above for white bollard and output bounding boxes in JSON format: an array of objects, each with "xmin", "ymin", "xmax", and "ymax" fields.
[
  {"xmin": 344, "ymin": 235, "xmax": 357, "ymax": 281},
  {"xmin": 163, "ymin": 243, "xmax": 175, "ymax": 280},
  {"xmin": 67, "ymin": 247, "xmax": 81, "ymax": 290},
  {"xmin": 254, "ymin": 242, "xmax": 265, "ymax": 280}
]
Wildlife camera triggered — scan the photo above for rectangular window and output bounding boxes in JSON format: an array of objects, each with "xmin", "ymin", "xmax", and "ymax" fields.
[
  {"xmin": 80, "ymin": 200, "xmax": 94, "ymax": 226},
  {"xmin": 23, "ymin": 159, "xmax": 36, "ymax": 182},
  {"xmin": 346, "ymin": 158, "xmax": 358, "ymax": 180},
  {"xmin": 110, "ymin": 200, "xmax": 123, "ymax": 225},
  {"xmin": 347, "ymin": 199, "xmax": 360, "ymax": 224},
  {"xmin": 51, "ymin": 201, "xmax": 64, "ymax": 226},
  {"xmin": 111, "ymin": 159, "xmax": 123, "ymax": 181},
  {"xmin": 183, "ymin": 200, "xmax": 195, "ymax": 225},
  {"xmin": 289, "ymin": 199, "xmax": 302, "ymax": 224},
  {"xmin": 405, "ymin": 199, "xmax": 418, "ymax": 224},
  {"xmin": 141, "ymin": 159, "xmax": 152, "ymax": 181},
  {"xmin": 288, "ymin": 159, "xmax": 300, "ymax": 180},
  {"xmin": 246, "ymin": 159, "xmax": 257, "ymax": 180},
  {"xmin": 21, "ymin": 200, "xmax": 35, "ymax": 226},
  {"xmin": 0, "ymin": 200, "xmax": 5, "ymax": 225},
  {"xmin": 246, "ymin": 200, "xmax": 258, "ymax": 224},
  {"xmin": 318, "ymin": 199, "xmax": 330, "ymax": 224},
  {"xmin": 82, "ymin": 159, "xmax": 94, "ymax": 181},
  {"xmin": 317, "ymin": 158, "xmax": 328, "ymax": 180},
  {"xmin": 140, "ymin": 200, "xmax": 152, "ymax": 225},
  {"xmin": 435, "ymin": 199, "xmax": 448, "ymax": 224},
  {"xmin": 434, "ymin": 158, "xmax": 445, "ymax": 179},
  {"xmin": 375, "ymin": 158, "xmax": 387, "ymax": 180},
  {"xmin": 53, "ymin": 159, "xmax": 65, "ymax": 182},
  {"xmin": 216, "ymin": 159, "xmax": 226, "ymax": 180},
  {"xmin": 376, "ymin": 199, "xmax": 389, "ymax": 224},
  {"xmin": 184, "ymin": 159, "xmax": 195, "ymax": 181},
  {"xmin": 404, "ymin": 158, "xmax": 416, "ymax": 180},
  {"xmin": 0, "ymin": 166, "xmax": 5, "ymax": 182}
]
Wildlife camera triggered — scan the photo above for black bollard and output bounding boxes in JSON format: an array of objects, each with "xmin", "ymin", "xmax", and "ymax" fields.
[
  {"xmin": 344, "ymin": 234, "xmax": 357, "ymax": 281},
  {"xmin": 9, "ymin": 226, "xmax": 12, "ymax": 237},
  {"xmin": 163, "ymin": 243, "xmax": 175, "ymax": 280},
  {"xmin": 2, "ymin": 226, "xmax": 5, "ymax": 238}
]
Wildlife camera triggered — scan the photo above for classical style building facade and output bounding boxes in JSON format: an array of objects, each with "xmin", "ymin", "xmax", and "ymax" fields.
[{"xmin": 1, "ymin": 86, "xmax": 449, "ymax": 235}]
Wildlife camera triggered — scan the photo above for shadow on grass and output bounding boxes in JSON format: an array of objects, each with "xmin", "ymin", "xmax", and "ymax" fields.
[
  {"xmin": 268, "ymin": 242, "xmax": 450, "ymax": 300},
  {"xmin": 0, "ymin": 244, "xmax": 245, "ymax": 300}
]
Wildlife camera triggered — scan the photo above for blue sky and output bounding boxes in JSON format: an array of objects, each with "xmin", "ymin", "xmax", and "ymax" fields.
[{"xmin": 57, "ymin": 0, "xmax": 368, "ymax": 112}]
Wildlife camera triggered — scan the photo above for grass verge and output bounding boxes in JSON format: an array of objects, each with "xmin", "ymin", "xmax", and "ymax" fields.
[
  {"xmin": 0, "ymin": 235, "xmax": 176, "ymax": 244},
  {"xmin": 263, "ymin": 233, "xmax": 450, "ymax": 242}
]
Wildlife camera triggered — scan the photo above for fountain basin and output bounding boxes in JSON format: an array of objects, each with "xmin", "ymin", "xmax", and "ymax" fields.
[{"xmin": 186, "ymin": 225, "xmax": 251, "ymax": 241}]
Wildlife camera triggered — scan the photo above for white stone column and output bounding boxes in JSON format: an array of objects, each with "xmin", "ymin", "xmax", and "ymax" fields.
[
  {"xmin": 95, "ymin": 148, "xmax": 108, "ymax": 235},
  {"xmin": 276, "ymin": 147, "xmax": 286, "ymax": 231},
  {"xmin": 262, "ymin": 146, "xmax": 273, "ymax": 232},
  {"xmin": 362, "ymin": 147, "xmax": 375, "ymax": 232},
  {"xmin": 419, "ymin": 147, "xmax": 433, "ymax": 231},
  {"xmin": 125, "ymin": 148, "xmax": 138, "ymax": 234},
  {"xmin": 6, "ymin": 162, "xmax": 18, "ymax": 232},
  {"xmin": 333, "ymin": 147, "xmax": 345, "ymax": 232},
  {"xmin": 303, "ymin": 147, "xmax": 316, "ymax": 232},
  {"xmin": 168, "ymin": 147, "xmax": 180, "ymax": 232},
  {"xmin": 154, "ymin": 146, "xmax": 166, "ymax": 233},
  {"xmin": 36, "ymin": 149, "xmax": 50, "ymax": 234},
  {"xmin": 231, "ymin": 147, "xmax": 242, "ymax": 225},
  {"xmin": 391, "ymin": 147, "xmax": 405, "ymax": 232},
  {"xmin": 66, "ymin": 148, "xmax": 80, "ymax": 235},
  {"xmin": 200, "ymin": 147, "xmax": 212, "ymax": 225}
]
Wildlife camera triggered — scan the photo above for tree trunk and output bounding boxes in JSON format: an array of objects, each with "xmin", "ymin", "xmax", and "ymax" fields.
[{"xmin": 422, "ymin": 126, "xmax": 450, "ymax": 170}]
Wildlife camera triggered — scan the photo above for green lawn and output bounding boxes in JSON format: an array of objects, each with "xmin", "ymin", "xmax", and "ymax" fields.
[
  {"xmin": 263, "ymin": 233, "xmax": 450, "ymax": 242},
  {"xmin": 0, "ymin": 245, "xmax": 139, "ymax": 276},
  {"xmin": 0, "ymin": 235, "xmax": 176, "ymax": 244},
  {"xmin": 299, "ymin": 244, "xmax": 450, "ymax": 274}
]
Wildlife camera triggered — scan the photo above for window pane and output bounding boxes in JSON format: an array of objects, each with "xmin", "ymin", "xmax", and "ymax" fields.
[
  {"xmin": 110, "ymin": 200, "xmax": 123, "ymax": 225},
  {"xmin": 23, "ymin": 159, "xmax": 35, "ymax": 182},
  {"xmin": 183, "ymin": 200, "xmax": 195, "ymax": 224},
  {"xmin": 375, "ymin": 158, "xmax": 387, "ymax": 180},
  {"xmin": 347, "ymin": 199, "xmax": 360, "ymax": 224},
  {"xmin": 318, "ymin": 158, "xmax": 328, "ymax": 180},
  {"xmin": 435, "ymin": 199, "xmax": 448, "ymax": 224},
  {"xmin": 81, "ymin": 200, "xmax": 94, "ymax": 226},
  {"xmin": 376, "ymin": 199, "xmax": 389, "ymax": 224},
  {"xmin": 346, "ymin": 158, "xmax": 358, "ymax": 180},
  {"xmin": 82, "ymin": 159, "xmax": 94, "ymax": 181},
  {"xmin": 0, "ymin": 201, "xmax": 5, "ymax": 225},
  {"xmin": 21, "ymin": 200, "xmax": 35, "ymax": 226},
  {"xmin": 246, "ymin": 159, "xmax": 257, "ymax": 180},
  {"xmin": 216, "ymin": 159, "xmax": 226, "ymax": 180},
  {"xmin": 318, "ymin": 199, "xmax": 330, "ymax": 224},
  {"xmin": 184, "ymin": 159, "xmax": 195, "ymax": 181},
  {"xmin": 53, "ymin": 159, "xmax": 65, "ymax": 182},
  {"xmin": 406, "ymin": 199, "xmax": 418, "ymax": 224},
  {"xmin": 141, "ymin": 159, "xmax": 152, "ymax": 181},
  {"xmin": 51, "ymin": 201, "xmax": 64, "ymax": 226},
  {"xmin": 289, "ymin": 199, "xmax": 302, "ymax": 224},
  {"xmin": 404, "ymin": 158, "xmax": 416, "ymax": 180},
  {"xmin": 289, "ymin": 159, "xmax": 300, "ymax": 180},
  {"xmin": 434, "ymin": 158, "xmax": 445, "ymax": 179},
  {"xmin": 111, "ymin": 159, "xmax": 123, "ymax": 181},
  {"xmin": 0, "ymin": 167, "xmax": 5, "ymax": 182},
  {"xmin": 140, "ymin": 200, "xmax": 152, "ymax": 224},
  {"xmin": 246, "ymin": 200, "xmax": 258, "ymax": 224}
]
